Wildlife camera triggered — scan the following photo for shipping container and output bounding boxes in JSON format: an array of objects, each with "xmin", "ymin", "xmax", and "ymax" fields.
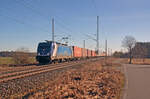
[
  {"xmin": 91, "ymin": 50, "xmax": 93, "ymax": 56},
  {"xmin": 87, "ymin": 49, "xmax": 92, "ymax": 57},
  {"xmin": 92, "ymin": 51, "xmax": 96, "ymax": 57},
  {"xmin": 72, "ymin": 46, "xmax": 82, "ymax": 58},
  {"xmin": 93, "ymin": 51, "xmax": 95, "ymax": 57},
  {"xmin": 82, "ymin": 48, "xmax": 88, "ymax": 58}
]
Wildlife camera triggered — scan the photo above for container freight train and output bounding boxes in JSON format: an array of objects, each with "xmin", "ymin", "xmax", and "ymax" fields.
[{"xmin": 36, "ymin": 41, "xmax": 97, "ymax": 63}]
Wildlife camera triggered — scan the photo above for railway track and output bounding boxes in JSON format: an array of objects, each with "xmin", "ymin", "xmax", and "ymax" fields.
[
  {"xmin": 0, "ymin": 58, "xmax": 98, "ymax": 83},
  {"xmin": 0, "ymin": 62, "xmax": 70, "ymax": 75}
]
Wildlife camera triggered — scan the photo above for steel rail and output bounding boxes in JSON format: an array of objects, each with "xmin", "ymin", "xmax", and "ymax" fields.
[
  {"xmin": 0, "ymin": 61, "xmax": 81, "ymax": 80},
  {"xmin": 0, "ymin": 59, "xmax": 97, "ymax": 83}
]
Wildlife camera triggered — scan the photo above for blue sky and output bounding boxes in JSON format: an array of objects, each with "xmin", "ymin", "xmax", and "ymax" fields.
[{"xmin": 0, "ymin": 0, "xmax": 150, "ymax": 52}]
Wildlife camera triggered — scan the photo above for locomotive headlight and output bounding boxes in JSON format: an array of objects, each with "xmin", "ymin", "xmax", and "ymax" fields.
[{"xmin": 38, "ymin": 53, "xmax": 40, "ymax": 56}]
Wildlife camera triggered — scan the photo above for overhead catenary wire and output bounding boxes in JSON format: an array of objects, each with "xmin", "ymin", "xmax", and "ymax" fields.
[
  {"xmin": 91, "ymin": 0, "xmax": 99, "ymax": 15},
  {"xmin": 55, "ymin": 16, "xmax": 74, "ymax": 33},
  {"xmin": 0, "ymin": 0, "xmax": 76, "ymax": 44},
  {"xmin": 1, "ymin": 0, "xmax": 88, "ymax": 47},
  {"xmin": 91, "ymin": 0, "xmax": 101, "ymax": 54},
  {"xmin": 15, "ymin": 0, "xmax": 92, "ymax": 47},
  {"xmin": 15, "ymin": 0, "xmax": 76, "ymax": 37},
  {"xmin": 18, "ymin": 0, "xmax": 84, "ymax": 46},
  {"xmin": 0, "ymin": 3, "xmax": 52, "ymax": 34},
  {"xmin": 0, "ymin": 11, "xmax": 50, "ymax": 34},
  {"xmin": 15, "ymin": 0, "xmax": 50, "ymax": 19}
]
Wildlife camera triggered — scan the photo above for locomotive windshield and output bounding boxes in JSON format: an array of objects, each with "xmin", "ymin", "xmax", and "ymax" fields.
[
  {"xmin": 37, "ymin": 42, "xmax": 52, "ymax": 55},
  {"xmin": 38, "ymin": 43, "xmax": 50, "ymax": 50}
]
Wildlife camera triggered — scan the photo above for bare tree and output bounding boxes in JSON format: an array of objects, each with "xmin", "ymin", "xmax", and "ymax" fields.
[
  {"xmin": 13, "ymin": 47, "xmax": 30, "ymax": 64},
  {"xmin": 122, "ymin": 36, "xmax": 136, "ymax": 64}
]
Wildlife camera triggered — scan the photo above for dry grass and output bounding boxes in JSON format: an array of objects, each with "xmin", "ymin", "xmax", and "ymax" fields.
[
  {"xmin": 123, "ymin": 58, "xmax": 150, "ymax": 65},
  {"xmin": 0, "ymin": 57, "xmax": 36, "ymax": 66},
  {"xmin": 131, "ymin": 58, "xmax": 150, "ymax": 65},
  {"xmin": 20, "ymin": 59, "xmax": 124, "ymax": 99},
  {"xmin": 100, "ymin": 57, "xmax": 122, "ymax": 67},
  {"xmin": 0, "ymin": 57, "xmax": 15, "ymax": 65},
  {"xmin": 114, "ymin": 58, "xmax": 150, "ymax": 65},
  {"xmin": 119, "ymin": 58, "xmax": 128, "ymax": 64}
]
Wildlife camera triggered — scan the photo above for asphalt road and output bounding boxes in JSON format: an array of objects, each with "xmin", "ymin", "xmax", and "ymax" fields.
[{"xmin": 123, "ymin": 64, "xmax": 150, "ymax": 99}]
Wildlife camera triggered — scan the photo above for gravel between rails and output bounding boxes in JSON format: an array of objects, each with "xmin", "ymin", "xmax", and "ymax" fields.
[
  {"xmin": 0, "ymin": 61, "xmax": 76, "ymax": 75},
  {"xmin": 0, "ymin": 59, "xmax": 93, "ymax": 76},
  {"xmin": 0, "ymin": 61, "xmax": 88, "ymax": 83},
  {"xmin": 0, "ymin": 61, "xmax": 82, "ymax": 81},
  {"xmin": 0, "ymin": 66, "xmax": 38, "ymax": 75},
  {"xmin": 0, "ymin": 58, "xmax": 99, "ymax": 98}
]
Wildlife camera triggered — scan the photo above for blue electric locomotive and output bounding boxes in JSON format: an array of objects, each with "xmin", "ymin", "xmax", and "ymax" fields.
[{"xmin": 36, "ymin": 41, "xmax": 73, "ymax": 63}]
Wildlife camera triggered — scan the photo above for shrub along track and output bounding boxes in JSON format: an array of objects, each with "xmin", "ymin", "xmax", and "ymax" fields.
[{"xmin": 0, "ymin": 58, "xmax": 99, "ymax": 83}]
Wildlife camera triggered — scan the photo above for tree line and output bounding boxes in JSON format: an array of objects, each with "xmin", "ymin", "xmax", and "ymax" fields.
[
  {"xmin": 0, "ymin": 51, "xmax": 36, "ymax": 57},
  {"xmin": 0, "ymin": 48, "xmax": 36, "ymax": 64}
]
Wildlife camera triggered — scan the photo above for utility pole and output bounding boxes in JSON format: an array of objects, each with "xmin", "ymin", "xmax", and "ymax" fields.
[
  {"xmin": 111, "ymin": 48, "xmax": 113, "ymax": 65},
  {"xmin": 97, "ymin": 16, "xmax": 99, "ymax": 55},
  {"xmin": 111, "ymin": 49, "xmax": 113, "ymax": 56},
  {"xmin": 83, "ymin": 40, "xmax": 85, "ymax": 57},
  {"xmin": 83, "ymin": 40, "xmax": 85, "ymax": 49},
  {"xmin": 105, "ymin": 39, "xmax": 107, "ymax": 65},
  {"xmin": 105, "ymin": 39, "xmax": 107, "ymax": 57},
  {"xmin": 52, "ymin": 18, "xmax": 54, "ymax": 42},
  {"xmin": 108, "ymin": 48, "xmax": 110, "ymax": 56}
]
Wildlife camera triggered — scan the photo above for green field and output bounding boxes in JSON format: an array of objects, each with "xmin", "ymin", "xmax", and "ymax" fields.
[
  {"xmin": 0, "ymin": 57, "xmax": 15, "ymax": 65},
  {"xmin": 0, "ymin": 57, "xmax": 36, "ymax": 65}
]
